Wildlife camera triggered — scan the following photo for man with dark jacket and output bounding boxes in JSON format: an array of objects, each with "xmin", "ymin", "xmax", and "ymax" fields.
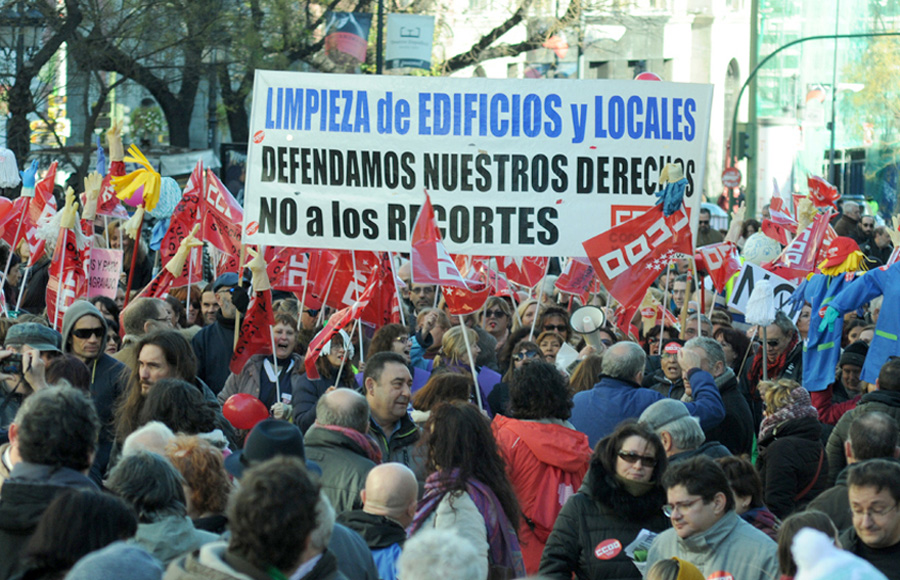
[
  {"xmin": 643, "ymin": 342, "xmax": 686, "ymax": 399},
  {"xmin": 0, "ymin": 387, "xmax": 99, "ymax": 580},
  {"xmin": 570, "ymin": 342, "xmax": 725, "ymax": 448},
  {"xmin": 862, "ymin": 226, "xmax": 894, "ymax": 265},
  {"xmin": 685, "ymin": 337, "xmax": 754, "ymax": 456},
  {"xmin": 809, "ymin": 412, "xmax": 900, "ymax": 532},
  {"xmin": 840, "ymin": 459, "xmax": 900, "ymax": 580},
  {"xmin": 191, "ymin": 273, "xmax": 239, "ymax": 395},
  {"xmin": 834, "ymin": 201, "xmax": 862, "ymax": 238},
  {"xmin": 337, "ymin": 463, "xmax": 419, "ymax": 580},
  {"xmin": 62, "ymin": 300, "xmax": 128, "ymax": 484},
  {"xmin": 363, "ymin": 353, "xmax": 422, "ymax": 476},
  {"xmin": 827, "ymin": 357, "xmax": 900, "ymax": 484},
  {"xmin": 306, "ymin": 390, "xmax": 378, "ymax": 513}
]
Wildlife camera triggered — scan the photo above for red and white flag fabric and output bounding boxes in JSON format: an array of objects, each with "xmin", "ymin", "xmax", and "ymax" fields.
[
  {"xmin": 137, "ymin": 225, "xmax": 204, "ymax": 301},
  {"xmin": 495, "ymin": 256, "xmax": 548, "ymax": 288},
  {"xmin": 94, "ymin": 173, "xmax": 129, "ymax": 218},
  {"xmin": 764, "ymin": 211, "xmax": 834, "ymax": 281},
  {"xmin": 583, "ymin": 204, "xmax": 693, "ymax": 311},
  {"xmin": 695, "ymin": 241, "xmax": 742, "ymax": 293},
  {"xmin": 304, "ymin": 271, "xmax": 379, "ymax": 380},
  {"xmin": 807, "ymin": 175, "xmax": 840, "ymax": 210},
  {"xmin": 410, "ymin": 191, "xmax": 469, "ymax": 289},
  {"xmin": 3, "ymin": 163, "xmax": 58, "ymax": 266},
  {"xmin": 230, "ymin": 289, "xmax": 275, "ymax": 375},
  {"xmin": 360, "ymin": 253, "xmax": 402, "ymax": 326},
  {"xmin": 200, "ymin": 169, "xmax": 243, "ymax": 257},
  {"xmin": 555, "ymin": 258, "xmax": 596, "ymax": 303},
  {"xmin": 319, "ymin": 250, "xmax": 380, "ymax": 311},
  {"xmin": 761, "ymin": 194, "xmax": 798, "ymax": 246},
  {"xmin": 160, "ymin": 161, "xmax": 203, "ymax": 286},
  {"xmin": 442, "ymin": 255, "xmax": 490, "ymax": 315},
  {"xmin": 46, "ymin": 193, "xmax": 88, "ymax": 330},
  {"xmin": 266, "ymin": 247, "xmax": 312, "ymax": 293}
]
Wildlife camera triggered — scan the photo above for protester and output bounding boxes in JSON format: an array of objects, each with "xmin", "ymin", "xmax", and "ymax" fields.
[
  {"xmin": 367, "ymin": 323, "xmax": 412, "ymax": 362},
  {"xmin": 492, "ymin": 362, "xmax": 591, "ymax": 573},
  {"xmin": 716, "ymin": 456, "xmax": 780, "ymax": 540},
  {"xmin": 409, "ymin": 401, "xmax": 525, "ymax": 578},
  {"xmin": 117, "ymin": 297, "xmax": 174, "ymax": 365},
  {"xmin": 714, "ymin": 326, "xmax": 751, "ymax": 376},
  {"xmin": 191, "ymin": 273, "xmax": 241, "ymax": 395},
  {"xmin": 164, "ymin": 435, "xmax": 232, "ymax": 534},
  {"xmin": 811, "ymin": 340, "xmax": 868, "ymax": 426},
  {"xmin": 840, "ymin": 459, "xmax": 900, "ymax": 579},
  {"xmin": 511, "ymin": 299, "xmax": 542, "ymax": 334},
  {"xmin": 539, "ymin": 421, "xmax": 668, "ymax": 579},
  {"xmin": 640, "ymin": 398, "xmax": 730, "ymax": 463},
  {"xmin": 775, "ymin": 510, "xmax": 839, "ymax": 580},
  {"xmin": 362, "ymin": 352, "xmax": 421, "ymax": 473},
  {"xmin": 480, "ymin": 296, "xmax": 512, "ymax": 353},
  {"xmin": 644, "ymin": 341, "xmax": 686, "ymax": 399},
  {"xmin": 741, "ymin": 311, "xmax": 803, "ymax": 427},
  {"xmin": 487, "ymin": 339, "xmax": 542, "ymax": 416},
  {"xmin": 293, "ymin": 330, "xmax": 357, "ymax": 432},
  {"xmin": 396, "ymin": 529, "xmax": 486, "ymax": 580}
]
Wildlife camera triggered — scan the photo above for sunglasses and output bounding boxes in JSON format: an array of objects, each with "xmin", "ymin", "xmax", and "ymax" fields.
[
  {"xmin": 617, "ymin": 451, "xmax": 658, "ymax": 468},
  {"xmin": 544, "ymin": 324, "xmax": 568, "ymax": 332},
  {"xmin": 698, "ymin": 220, "xmax": 710, "ymax": 225},
  {"xmin": 484, "ymin": 309, "xmax": 506, "ymax": 319},
  {"xmin": 304, "ymin": 309, "xmax": 320, "ymax": 317},
  {"xmin": 72, "ymin": 327, "xmax": 105, "ymax": 339},
  {"xmin": 513, "ymin": 351, "xmax": 541, "ymax": 362},
  {"xmin": 765, "ymin": 339, "xmax": 781, "ymax": 348},
  {"xmin": 394, "ymin": 336, "xmax": 411, "ymax": 343}
]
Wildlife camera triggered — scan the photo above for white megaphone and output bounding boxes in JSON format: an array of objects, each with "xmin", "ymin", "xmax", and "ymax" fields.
[{"xmin": 569, "ymin": 305, "xmax": 607, "ymax": 352}]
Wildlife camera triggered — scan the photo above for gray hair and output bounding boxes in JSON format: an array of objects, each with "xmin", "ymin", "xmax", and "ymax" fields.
[
  {"xmin": 315, "ymin": 389, "xmax": 370, "ymax": 433},
  {"xmin": 309, "ymin": 492, "xmax": 336, "ymax": 551},
  {"xmin": 665, "ymin": 417, "xmax": 706, "ymax": 451},
  {"xmin": 122, "ymin": 421, "xmax": 176, "ymax": 458},
  {"xmin": 685, "ymin": 337, "xmax": 726, "ymax": 370},
  {"xmin": 398, "ymin": 529, "xmax": 487, "ymax": 580},
  {"xmin": 600, "ymin": 342, "xmax": 646, "ymax": 382},
  {"xmin": 107, "ymin": 451, "xmax": 186, "ymax": 523},
  {"xmin": 870, "ymin": 296, "xmax": 883, "ymax": 315},
  {"xmin": 771, "ymin": 310, "xmax": 797, "ymax": 338}
]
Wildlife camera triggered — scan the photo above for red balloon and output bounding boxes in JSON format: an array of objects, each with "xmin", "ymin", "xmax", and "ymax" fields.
[
  {"xmin": 635, "ymin": 72, "xmax": 663, "ymax": 81},
  {"xmin": 223, "ymin": 393, "xmax": 269, "ymax": 430}
]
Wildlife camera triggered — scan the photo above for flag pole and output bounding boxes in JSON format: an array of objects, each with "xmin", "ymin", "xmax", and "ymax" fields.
[
  {"xmin": 122, "ymin": 209, "xmax": 144, "ymax": 309},
  {"xmin": 351, "ymin": 250, "xmax": 364, "ymax": 366},
  {"xmin": 316, "ymin": 266, "xmax": 338, "ymax": 328},
  {"xmin": 186, "ymin": 247, "xmax": 195, "ymax": 320},
  {"xmin": 388, "ymin": 252, "xmax": 406, "ymax": 328},
  {"xmin": 659, "ymin": 263, "xmax": 671, "ymax": 353},
  {"xmin": 333, "ymin": 322, "xmax": 355, "ymax": 389},
  {"xmin": 529, "ymin": 258, "xmax": 552, "ymax": 340},
  {"xmin": 459, "ymin": 314, "xmax": 482, "ymax": 411},
  {"xmin": 14, "ymin": 265, "xmax": 30, "ymax": 312},
  {"xmin": 53, "ymin": 242, "xmax": 67, "ymax": 331},
  {"xmin": 270, "ymin": 326, "xmax": 280, "ymax": 403},
  {"xmin": 233, "ymin": 245, "xmax": 248, "ymax": 351},
  {"xmin": 297, "ymin": 267, "xmax": 310, "ymax": 332},
  {"xmin": 1, "ymin": 208, "xmax": 26, "ymax": 289}
]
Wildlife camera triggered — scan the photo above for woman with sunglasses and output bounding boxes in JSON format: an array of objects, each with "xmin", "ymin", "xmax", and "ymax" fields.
[
  {"xmin": 492, "ymin": 362, "xmax": 591, "ymax": 574},
  {"xmin": 488, "ymin": 340, "xmax": 543, "ymax": 416},
  {"xmin": 540, "ymin": 420, "xmax": 669, "ymax": 579},
  {"xmin": 480, "ymin": 296, "xmax": 513, "ymax": 353},
  {"xmin": 537, "ymin": 307, "xmax": 571, "ymax": 343}
]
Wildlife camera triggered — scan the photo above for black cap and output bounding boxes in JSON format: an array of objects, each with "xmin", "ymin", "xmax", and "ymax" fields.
[{"xmin": 224, "ymin": 419, "xmax": 320, "ymax": 479}]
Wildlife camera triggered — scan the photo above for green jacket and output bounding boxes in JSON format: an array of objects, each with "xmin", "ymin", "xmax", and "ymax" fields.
[
  {"xmin": 304, "ymin": 426, "xmax": 376, "ymax": 514},
  {"xmin": 826, "ymin": 390, "xmax": 900, "ymax": 485}
]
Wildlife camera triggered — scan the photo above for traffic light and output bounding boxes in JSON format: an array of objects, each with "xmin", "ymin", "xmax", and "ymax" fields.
[{"xmin": 736, "ymin": 129, "xmax": 752, "ymax": 160}]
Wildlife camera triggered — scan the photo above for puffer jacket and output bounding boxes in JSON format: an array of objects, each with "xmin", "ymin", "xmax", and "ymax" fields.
[
  {"xmin": 757, "ymin": 415, "xmax": 828, "ymax": 519},
  {"xmin": 538, "ymin": 467, "xmax": 669, "ymax": 579},
  {"xmin": 218, "ymin": 353, "xmax": 305, "ymax": 406},
  {"xmin": 304, "ymin": 426, "xmax": 376, "ymax": 514},
  {"xmin": 492, "ymin": 415, "xmax": 591, "ymax": 574},
  {"xmin": 826, "ymin": 390, "xmax": 900, "ymax": 484}
]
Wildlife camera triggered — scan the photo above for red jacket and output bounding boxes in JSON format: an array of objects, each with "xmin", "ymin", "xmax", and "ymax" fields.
[
  {"xmin": 492, "ymin": 415, "xmax": 591, "ymax": 575},
  {"xmin": 810, "ymin": 382, "xmax": 861, "ymax": 425}
]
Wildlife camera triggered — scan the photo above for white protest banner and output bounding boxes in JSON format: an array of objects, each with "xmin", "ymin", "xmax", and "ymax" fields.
[
  {"xmin": 242, "ymin": 72, "xmax": 713, "ymax": 256},
  {"xmin": 88, "ymin": 248, "xmax": 124, "ymax": 299},
  {"xmin": 727, "ymin": 262, "xmax": 802, "ymax": 321},
  {"xmin": 385, "ymin": 14, "xmax": 435, "ymax": 71}
]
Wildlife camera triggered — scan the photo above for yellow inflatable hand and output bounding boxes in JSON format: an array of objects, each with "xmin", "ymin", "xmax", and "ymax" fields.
[
  {"xmin": 112, "ymin": 145, "xmax": 161, "ymax": 213},
  {"xmin": 59, "ymin": 187, "xmax": 79, "ymax": 230},
  {"xmin": 245, "ymin": 247, "xmax": 271, "ymax": 293}
]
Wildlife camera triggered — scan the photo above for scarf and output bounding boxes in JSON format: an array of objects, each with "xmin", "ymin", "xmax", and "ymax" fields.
[
  {"xmin": 748, "ymin": 334, "xmax": 799, "ymax": 394},
  {"xmin": 313, "ymin": 423, "xmax": 382, "ymax": 464},
  {"xmin": 758, "ymin": 386, "xmax": 818, "ymax": 442},
  {"xmin": 614, "ymin": 474, "xmax": 656, "ymax": 497},
  {"xmin": 408, "ymin": 470, "xmax": 525, "ymax": 577}
]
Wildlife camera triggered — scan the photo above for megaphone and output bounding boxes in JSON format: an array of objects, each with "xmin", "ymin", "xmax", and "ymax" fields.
[{"xmin": 570, "ymin": 305, "xmax": 607, "ymax": 352}]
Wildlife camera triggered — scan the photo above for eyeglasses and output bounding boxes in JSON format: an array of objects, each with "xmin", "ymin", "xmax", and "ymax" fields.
[
  {"xmin": 544, "ymin": 324, "xmax": 568, "ymax": 332},
  {"xmin": 72, "ymin": 327, "xmax": 105, "ymax": 339},
  {"xmin": 304, "ymin": 309, "xmax": 320, "ymax": 317},
  {"xmin": 513, "ymin": 351, "xmax": 541, "ymax": 362},
  {"xmin": 662, "ymin": 497, "xmax": 704, "ymax": 517},
  {"xmin": 765, "ymin": 339, "xmax": 781, "ymax": 348},
  {"xmin": 617, "ymin": 451, "xmax": 658, "ymax": 468},
  {"xmin": 410, "ymin": 287, "xmax": 435, "ymax": 295},
  {"xmin": 483, "ymin": 309, "xmax": 506, "ymax": 319},
  {"xmin": 394, "ymin": 336, "xmax": 411, "ymax": 343},
  {"xmin": 851, "ymin": 503, "xmax": 899, "ymax": 520},
  {"xmin": 698, "ymin": 220, "xmax": 710, "ymax": 226},
  {"xmin": 601, "ymin": 338, "xmax": 613, "ymax": 346}
]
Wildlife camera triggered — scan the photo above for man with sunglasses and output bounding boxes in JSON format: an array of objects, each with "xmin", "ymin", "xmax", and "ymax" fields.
[
  {"xmin": 644, "ymin": 456, "xmax": 777, "ymax": 580},
  {"xmin": 61, "ymin": 300, "xmax": 128, "ymax": 485},
  {"xmin": 695, "ymin": 207, "xmax": 724, "ymax": 248}
]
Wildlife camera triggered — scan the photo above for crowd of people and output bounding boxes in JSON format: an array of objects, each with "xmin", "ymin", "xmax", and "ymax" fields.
[{"xmin": 0, "ymin": 158, "xmax": 898, "ymax": 580}]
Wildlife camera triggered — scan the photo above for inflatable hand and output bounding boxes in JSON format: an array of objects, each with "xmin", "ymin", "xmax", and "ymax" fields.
[
  {"xmin": 244, "ymin": 247, "xmax": 271, "ymax": 293},
  {"xmin": 82, "ymin": 172, "xmax": 103, "ymax": 221},
  {"xmin": 107, "ymin": 119, "xmax": 124, "ymax": 162},
  {"xmin": 20, "ymin": 159, "xmax": 39, "ymax": 189},
  {"xmin": 164, "ymin": 224, "xmax": 203, "ymax": 277},
  {"xmin": 818, "ymin": 306, "xmax": 840, "ymax": 333}
]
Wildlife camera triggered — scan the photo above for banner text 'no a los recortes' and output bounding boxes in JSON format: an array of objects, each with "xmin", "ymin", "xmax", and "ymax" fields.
[{"xmin": 243, "ymin": 71, "xmax": 713, "ymax": 257}]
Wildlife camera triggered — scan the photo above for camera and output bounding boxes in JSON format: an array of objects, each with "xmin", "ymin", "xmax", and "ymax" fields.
[{"xmin": 1, "ymin": 354, "xmax": 23, "ymax": 375}]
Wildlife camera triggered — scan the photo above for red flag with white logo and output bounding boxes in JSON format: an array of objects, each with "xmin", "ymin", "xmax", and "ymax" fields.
[
  {"xmin": 764, "ymin": 211, "xmax": 834, "ymax": 281},
  {"xmin": 410, "ymin": 191, "xmax": 469, "ymax": 289},
  {"xmin": 200, "ymin": 168, "xmax": 243, "ymax": 257},
  {"xmin": 442, "ymin": 255, "xmax": 490, "ymax": 315},
  {"xmin": 761, "ymin": 194, "xmax": 798, "ymax": 246},
  {"xmin": 583, "ymin": 204, "xmax": 693, "ymax": 311},
  {"xmin": 46, "ymin": 228, "xmax": 89, "ymax": 330},
  {"xmin": 4, "ymin": 164, "xmax": 58, "ymax": 265},
  {"xmin": 230, "ymin": 289, "xmax": 275, "ymax": 375},
  {"xmin": 135, "ymin": 268, "xmax": 176, "ymax": 300},
  {"xmin": 807, "ymin": 175, "xmax": 840, "ymax": 210},
  {"xmin": 360, "ymin": 253, "xmax": 402, "ymax": 326},
  {"xmin": 266, "ymin": 247, "xmax": 313, "ymax": 292},
  {"xmin": 695, "ymin": 241, "xmax": 742, "ymax": 293},
  {"xmin": 496, "ymin": 256, "xmax": 548, "ymax": 288},
  {"xmin": 555, "ymin": 258, "xmax": 596, "ymax": 303},
  {"xmin": 160, "ymin": 161, "xmax": 204, "ymax": 286}
]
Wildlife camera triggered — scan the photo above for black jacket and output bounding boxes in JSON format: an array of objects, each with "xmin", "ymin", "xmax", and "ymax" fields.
[
  {"xmin": 336, "ymin": 511, "xmax": 407, "ymax": 550},
  {"xmin": 669, "ymin": 441, "xmax": 731, "ymax": 464},
  {"xmin": 809, "ymin": 457, "xmax": 900, "ymax": 534},
  {"xmin": 539, "ymin": 466, "xmax": 669, "ymax": 579},
  {"xmin": 740, "ymin": 341, "xmax": 803, "ymax": 429},
  {"xmin": 827, "ymin": 390, "xmax": 900, "ymax": 485},
  {"xmin": 643, "ymin": 369, "xmax": 685, "ymax": 400},
  {"xmin": 305, "ymin": 426, "xmax": 376, "ymax": 514},
  {"xmin": 757, "ymin": 415, "xmax": 828, "ymax": 519},
  {"xmin": 191, "ymin": 315, "xmax": 236, "ymax": 395},
  {"xmin": 704, "ymin": 371, "xmax": 754, "ymax": 456}
]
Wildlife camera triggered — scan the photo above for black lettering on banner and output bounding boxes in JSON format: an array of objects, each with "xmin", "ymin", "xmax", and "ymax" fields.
[
  {"xmin": 496, "ymin": 207, "xmax": 515, "ymax": 244},
  {"xmin": 306, "ymin": 206, "xmax": 323, "ymax": 236},
  {"xmin": 518, "ymin": 207, "xmax": 535, "ymax": 244},
  {"xmin": 532, "ymin": 154, "xmax": 548, "ymax": 192},
  {"xmin": 385, "ymin": 153, "xmax": 399, "ymax": 189},
  {"xmin": 362, "ymin": 209, "xmax": 378, "ymax": 239},
  {"xmin": 329, "ymin": 150, "xmax": 343, "ymax": 186},
  {"xmin": 551, "ymin": 155, "xmax": 568, "ymax": 192},
  {"xmin": 511, "ymin": 155, "xmax": 528, "ymax": 192},
  {"xmin": 387, "ymin": 204, "xmax": 406, "ymax": 241},
  {"xmin": 576, "ymin": 157, "xmax": 592, "ymax": 194},
  {"xmin": 401, "ymin": 152, "xmax": 415, "ymax": 189},
  {"xmin": 537, "ymin": 207, "xmax": 559, "ymax": 244},
  {"xmin": 473, "ymin": 207, "xmax": 493, "ymax": 243},
  {"xmin": 260, "ymin": 197, "xmax": 278, "ymax": 234},
  {"xmin": 448, "ymin": 206, "xmax": 469, "ymax": 243},
  {"xmin": 280, "ymin": 198, "xmax": 298, "ymax": 235},
  {"xmin": 343, "ymin": 208, "xmax": 360, "ymax": 238},
  {"xmin": 475, "ymin": 154, "xmax": 492, "ymax": 192},
  {"xmin": 261, "ymin": 146, "xmax": 276, "ymax": 182}
]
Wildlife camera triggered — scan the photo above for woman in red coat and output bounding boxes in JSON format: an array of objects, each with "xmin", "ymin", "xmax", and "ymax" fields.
[{"xmin": 492, "ymin": 361, "xmax": 592, "ymax": 574}]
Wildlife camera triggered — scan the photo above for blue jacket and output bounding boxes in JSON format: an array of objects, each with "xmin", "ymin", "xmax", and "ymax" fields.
[
  {"xmin": 570, "ymin": 368, "xmax": 725, "ymax": 448},
  {"xmin": 828, "ymin": 262, "xmax": 900, "ymax": 384}
]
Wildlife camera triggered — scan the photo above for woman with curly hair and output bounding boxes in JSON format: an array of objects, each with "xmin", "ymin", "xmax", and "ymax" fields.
[
  {"xmin": 408, "ymin": 402, "xmax": 525, "ymax": 578},
  {"xmin": 539, "ymin": 421, "xmax": 669, "ymax": 579},
  {"xmin": 367, "ymin": 323, "xmax": 412, "ymax": 363},
  {"xmin": 166, "ymin": 435, "xmax": 233, "ymax": 534},
  {"xmin": 488, "ymin": 339, "xmax": 543, "ymax": 417},
  {"xmin": 492, "ymin": 362, "xmax": 591, "ymax": 573}
]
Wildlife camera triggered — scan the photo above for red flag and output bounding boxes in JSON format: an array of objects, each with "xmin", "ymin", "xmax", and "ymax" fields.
[
  {"xmin": 160, "ymin": 161, "xmax": 203, "ymax": 286},
  {"xmin": 583, "ymin": 205, "xmax": 693, "ymax": 311},
  {"xmin": 308, "ymin": 250, "xmax": 341, "ymax": 298},
  {"xmin": 200, "ymin": 169, "xmax": 243, "ymax": 257},
  {"xmin": 230, "ymin": 289, "xmax": 275, "ymax": 375},
  {"xmin": 495, "ymin": 256, "xmax": 548, "ymax": 288},
  {"xmin": 360, "ymin": 253, "xmax": 402, "ymax": 326},
  {"xmin": 807, "ymin": 175, "xmax": 840, "ymax": 210},
  {"xmin": 443, "ymin": 255, "xmax": 491, "ymax": 315},
  {"xmin": 93, "ymin": 173, "xmax": 129, "ymax": 218},
  {"xmin": 695, "ymin": 241, "xmax": 742, "ymax": 293},
  {"xmin": 320, "ymin": 251, "xmax": 380, "ymax": 311},
  {"xmin": 304, "ymin": 271, "xmax": 379, "ymax": 380},
  {"xmin": 814, "ymin": 225, "xmax": 838, "ymax": 271},
  {"xmin": 4, "ymin": 164, "xmax": 58, "ymax": 265},
  {"xmin": 46, "ymin": 228, "xmax": 89, "ymax": 330},
  {"xmin": 410, "ymin": 191, "xmax": 469, "ymax": 289},
  {"xmin": 266, "ymin": 247, "xmax": 311, "ymax": 292},
  {"xmin": 761, "ymin": 194, "xmax": 798, "ymax": 245},
  {"xmin": 764, "ymin": 211, "xmax": 834, "ymax": 281},
  {"xmin": 134, "ymin": 268, "xmax": 176, "ymax": 300},
  {"xmin": 555, "ymin": 258, "xmax": 596, "ymax": 301}
]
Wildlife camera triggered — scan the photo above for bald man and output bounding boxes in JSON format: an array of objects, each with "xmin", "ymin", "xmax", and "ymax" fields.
[{"xmin": 337, "ymin": 463, "xmax": 418, "ymax": 580}]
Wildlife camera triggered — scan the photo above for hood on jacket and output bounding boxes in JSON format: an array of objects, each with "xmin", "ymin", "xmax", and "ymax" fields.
[
  {"xmin": 336, "ymin": 510, "xmax": 407, "ymax": 550},
  {"xmin": 763, "ymin": 414, "xmax": 822, "ymax": 445},
  {"xmin": 493, "ymin": 414, "xmax": 591, "ymax": 472},
  {"xmin": 580, "ymin": 464, "xmax": 667, "ymax": 522},
  {"xmin": 61, "ymin": 300, "xmax": 109, "ymax": 356}
]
